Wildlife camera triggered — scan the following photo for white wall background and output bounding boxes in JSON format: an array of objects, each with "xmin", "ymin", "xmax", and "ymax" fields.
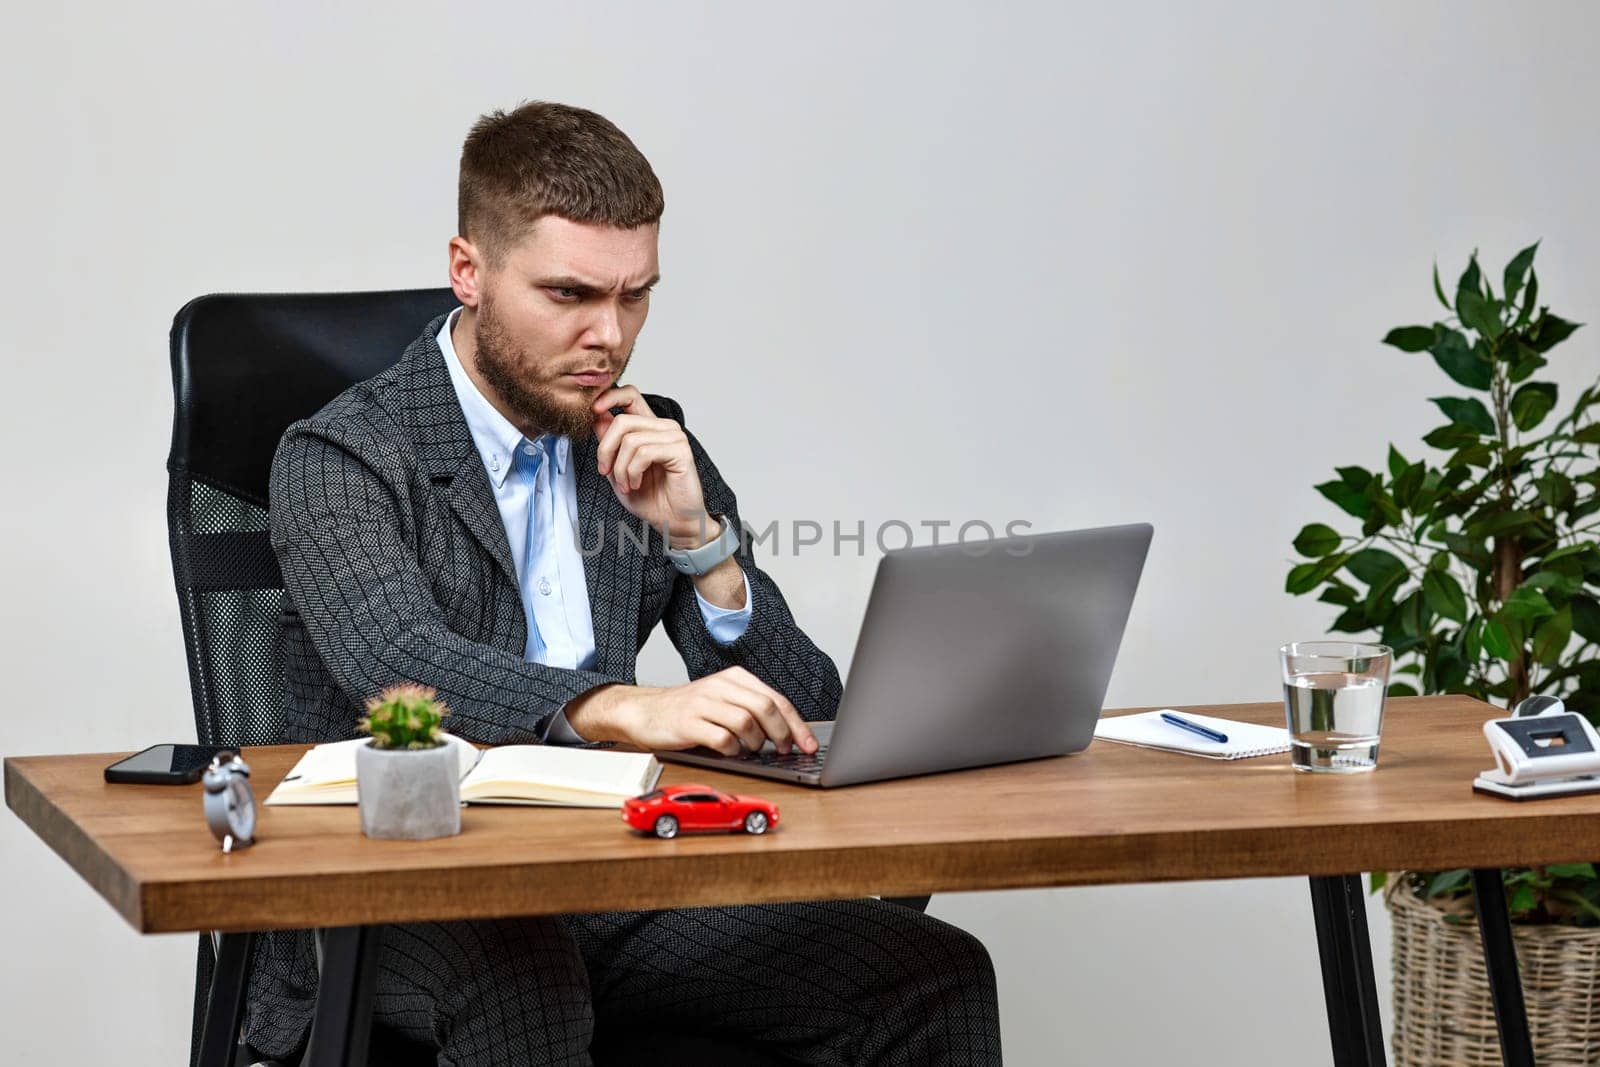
[{"xmin": 4, "ymin": 1, "xmax": 1599, "ymax": 1063}]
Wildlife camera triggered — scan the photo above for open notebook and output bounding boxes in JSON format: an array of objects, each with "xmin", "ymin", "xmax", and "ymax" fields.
[
  {"xmin": 1093, "ymin": 710, "xmax": 1292, "ymax": 760},
  {"xmin": 264, "ymin": 734, "xmax": 662, "ymax": 808}
]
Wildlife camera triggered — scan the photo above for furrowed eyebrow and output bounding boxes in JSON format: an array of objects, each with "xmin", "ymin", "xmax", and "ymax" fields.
[{"xmin": 538, "ymin": 273, "xmax": 661, "ymax": 293}]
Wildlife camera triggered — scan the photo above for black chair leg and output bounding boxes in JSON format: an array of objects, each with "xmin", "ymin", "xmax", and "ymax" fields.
[
  {"xmin": 1309, "ymin": 874, "xmax": 1386, "ymax": 1067},
  {"xmin": 304, "ymin": 925, "xmax": 383, "ymax": 1067},
  {"xmin": 192, "ymin": 934, "xmax": 216, "ymax": 1067},
  {"xmin": 1470, "ymin": 869, "xmax": 1535, "ymax": 1067},
  {"xmin": 198, "ymin": 933, "xmax": 257, "ymax": 1067}
]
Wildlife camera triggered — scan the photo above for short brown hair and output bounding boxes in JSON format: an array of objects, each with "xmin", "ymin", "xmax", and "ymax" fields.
[{"xmin": 458, "ymin": 101, "xmax": 664, "ymax": 265}]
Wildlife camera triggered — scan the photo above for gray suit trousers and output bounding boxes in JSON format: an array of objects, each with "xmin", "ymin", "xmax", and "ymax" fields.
[{"xmin": 244, "ymin": 898, "xmax": 1001, "ymax": 1066}]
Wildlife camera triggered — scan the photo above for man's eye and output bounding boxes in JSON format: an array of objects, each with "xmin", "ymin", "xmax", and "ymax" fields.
[
  {"xmin": 548, "ymin": 287, "xmax": 582, "ymax": 302},
  {"xmin": 624, "ymin": 288, "xmax": 652, "ymax": 303}
]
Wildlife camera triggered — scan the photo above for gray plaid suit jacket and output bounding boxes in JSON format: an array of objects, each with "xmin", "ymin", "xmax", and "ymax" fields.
[{"xmin": 246, "ymin": 311, "xmax": 844, "ymax": 1049}]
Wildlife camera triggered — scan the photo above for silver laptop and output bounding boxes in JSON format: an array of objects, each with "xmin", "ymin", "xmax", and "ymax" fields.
[{"xmin": 656, "ymin": 522, "xmax": 1153, "ymax": 787}]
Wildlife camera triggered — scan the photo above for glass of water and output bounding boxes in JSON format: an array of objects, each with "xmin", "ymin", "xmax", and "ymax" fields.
[{"xmin": 1279, "ymin": 641, "xmax": 1392, "ymax": 773}]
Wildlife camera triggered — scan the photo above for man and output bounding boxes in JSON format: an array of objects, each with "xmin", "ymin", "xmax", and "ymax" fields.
[{"xmin": 246, "ymin": 101, "xmax": 1001, "ymax": 1065}]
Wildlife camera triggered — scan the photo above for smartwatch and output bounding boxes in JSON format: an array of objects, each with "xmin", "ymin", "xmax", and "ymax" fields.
[{"xmin": 664, "ymin": 515, "xmax": 741, "ymax": 576}]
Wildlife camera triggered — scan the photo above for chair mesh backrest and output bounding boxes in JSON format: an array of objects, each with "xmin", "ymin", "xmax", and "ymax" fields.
[
  {"xmin": 165, "ymin": 289, "xmax": 458, "ymax": 747},
  {"xmin": 166, "ymin": 478, "xmax": 286, "ymax": 747}
]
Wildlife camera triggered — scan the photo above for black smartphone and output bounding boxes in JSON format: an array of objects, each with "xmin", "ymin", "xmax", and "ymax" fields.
[{"xmin": 104, "ymin": 743, "xmax": 233, "ymax": 785}]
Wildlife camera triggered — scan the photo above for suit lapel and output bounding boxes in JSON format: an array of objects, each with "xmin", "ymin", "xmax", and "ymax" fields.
[
  {"xmin": 444, "ymin": 452, "xmax": 519, "ymax": 590},
  {"xmin": 401, "ymin": 316, "xmax": 520, "ymax": 592},
  {"xmin": 574, "ymin": 434, "xmax": 643, "ymax": 679}
]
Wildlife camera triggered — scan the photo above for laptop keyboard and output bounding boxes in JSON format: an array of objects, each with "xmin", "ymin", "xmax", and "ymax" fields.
[{"xmin": 740, "ymin": 744, "xmax": 830, "ymax": 774}]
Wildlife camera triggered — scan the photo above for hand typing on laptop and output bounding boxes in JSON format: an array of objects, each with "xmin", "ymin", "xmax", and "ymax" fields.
[{"xmin": 565, "ymin": 666, "xmax": 820, "ymax": 756}]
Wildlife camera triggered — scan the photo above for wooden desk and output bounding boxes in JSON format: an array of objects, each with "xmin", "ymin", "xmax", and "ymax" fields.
[{"xmin": 6, "ymin": 695, "xmax": 1569, "ymax": 1067}]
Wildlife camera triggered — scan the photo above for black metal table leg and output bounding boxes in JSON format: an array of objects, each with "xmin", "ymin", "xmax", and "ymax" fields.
[
  {"xmin": 1470, "ymin": 869, "xmax": 1536, "ymax": 1067},
  {"xmin": 1309, "ymin": 874, "xmax": 1387, "ymax": 1067},
  {"xmin": 305, "ymin": 925, "xmax": 383, "ymax": 1067},
  {"xmin": 198, "ymin": 932, "xmax": 256, "ymax": 1067}
]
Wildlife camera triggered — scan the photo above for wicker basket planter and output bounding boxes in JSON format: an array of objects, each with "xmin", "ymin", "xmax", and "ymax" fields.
[{"xmin": 1386, "ymin": 880, "xmax": 1600, "ymax": 1065}]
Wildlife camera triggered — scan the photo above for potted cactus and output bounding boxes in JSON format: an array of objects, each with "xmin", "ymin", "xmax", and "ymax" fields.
[{"xmin": 355, "ymin": 683, "xmax": 461, "ymax": 840}]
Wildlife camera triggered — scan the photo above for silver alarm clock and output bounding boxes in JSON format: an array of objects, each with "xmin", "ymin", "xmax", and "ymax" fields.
[{"xmin": 202, "ymin": 751, "xmax": 257, "ymax": 852}]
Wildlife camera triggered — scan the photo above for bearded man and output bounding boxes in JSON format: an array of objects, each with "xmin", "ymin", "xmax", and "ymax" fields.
[{"xmin": 242, "ymin": 101, "xmax": 1002, "ymax": 1066}]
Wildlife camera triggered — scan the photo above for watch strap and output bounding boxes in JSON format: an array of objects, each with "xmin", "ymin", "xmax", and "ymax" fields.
[{"xmin": 664, "ymin": 515, "xmax": 740, "ymax": 576}]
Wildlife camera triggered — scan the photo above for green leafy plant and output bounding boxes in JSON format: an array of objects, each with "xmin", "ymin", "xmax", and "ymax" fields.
[
  {"xmin": 1286, "ymin": 243, "xmax": 1600, "ymax": 920},
  {"xmin": 358, "ymin": 683, "xmax": 450, "ymax": 749},
  {"xmin": 1383, "ymin": 866, "xmax": 1600, "ymax": 927}
]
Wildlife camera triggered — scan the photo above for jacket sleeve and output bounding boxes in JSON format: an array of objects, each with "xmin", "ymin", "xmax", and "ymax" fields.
[
  {"xmin": 653, "ymin": 398, "xmax": 845, "ymax": 722},
  {"xmin": 269, "ymin": 418, "xmax": 620, "ymax": 744}
]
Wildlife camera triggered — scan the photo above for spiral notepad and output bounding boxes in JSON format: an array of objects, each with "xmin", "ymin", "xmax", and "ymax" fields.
[{"xmin": 1093, "ymin": 710, "xmax": 1292, "ymax": 760}]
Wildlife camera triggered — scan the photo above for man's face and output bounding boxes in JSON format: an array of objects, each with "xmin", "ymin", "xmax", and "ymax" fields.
[{"xmin": 471, "ymin": 216, "xmax": 659, "ymax": 440}]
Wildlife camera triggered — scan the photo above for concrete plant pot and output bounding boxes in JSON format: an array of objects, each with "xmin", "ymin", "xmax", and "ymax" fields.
[{"xmin": 355, "ymin": 739, "xmax": 461, "ymax": 840}]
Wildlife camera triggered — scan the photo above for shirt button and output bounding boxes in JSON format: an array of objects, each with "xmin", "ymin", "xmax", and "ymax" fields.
[
  {"xmin": 538, "ymin": 577, "xmax": 552, "ymax": 596},
  {"xmin": 523, "ymin": 443, "xmax": 538, "ymax": 456},
  {"xmin": 489, "ymin": 456, "xmax": 500, "ymax": 471}
]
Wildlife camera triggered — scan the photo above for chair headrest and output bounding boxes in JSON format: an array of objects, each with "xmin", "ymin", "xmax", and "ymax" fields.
[{"xmin": 167, "ymin": 288, "xmax": 460, "ymax": 506}]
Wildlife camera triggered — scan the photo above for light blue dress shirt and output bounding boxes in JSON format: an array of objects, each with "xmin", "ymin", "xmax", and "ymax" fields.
[{"xmin": 438, "ymin": 307, "xmax": 752, "ymax": 741}]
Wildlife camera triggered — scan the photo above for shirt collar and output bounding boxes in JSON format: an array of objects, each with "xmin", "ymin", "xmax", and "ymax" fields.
[{"xmin": 438, "ymin": 307, "xmax": 570, "ymax": 487}]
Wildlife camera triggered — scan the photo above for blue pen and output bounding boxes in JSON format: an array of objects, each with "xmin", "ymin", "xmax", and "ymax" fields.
[{"xmin": 1161, "ymin": 711, "xmax": 1229, "ymax": 744}]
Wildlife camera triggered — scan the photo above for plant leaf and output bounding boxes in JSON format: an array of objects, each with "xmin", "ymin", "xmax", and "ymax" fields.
[
  {"xmin": 1463, "ymin": 615, "xmax": 1485, "ymax": 659},
  {"xmin": 1511, "ymin": 381, "xmax": 1559, "ymax": 432},
  {"xmin": 1571, "ymin": 596, "xmax": 1600, "ymax": 645},
  {"xmin": 1423, "ymin": 423, "xmax": 1481, "ymax": 450},
  {"xmin": 1533, "ymin": 605, "xmax": 1574, "ymax": 666},
  {"xmin": 1456, "ymin": 254, "xmax": 1481, "ymax": 304},
  {"xmin": 1433, "ymin": 262, "xmax": 1451, "ymax": 310},
  {"xmin": 1387, "ymin": 443, "xmax": 1410, "ymax": 479},
  {"xmin": 1508, "ymin": 350, "xmax": 1548, "ymax": 383},
  {"xmin": 1503, "ymin": 241, "xmax": 1539, "ymax": 305},
  {"xmin": 1430, "ymin": 396, "xmax": 1498, "ymax": 435},
  {"xmin": 1315, "ymin": 479, "xmax": 1371, "ymax": 520},
  {"xmin": 1502, "ymin": 586, "xmax": 1556, "ymax": 621},
  {"xmin": 1346, "ymin": 547, "xmax": 1408, "ymax": 586},
  {"xmin": 1483, "ymin": 617, "xmax": 1514, "ymax": 660},
  {"xmin": 1529, "ymin": 313, "xmax": 1582, "ymax": 353},
  {"xmin": 1388, "ymin": 682, "xmax": 1419, "ymax": 698},
  {"xmin": 1422, "ymin": 570, "xmax": 1469, "ymax": 623},
  {"xmin": 1546, "ymin": 863, "xmax": 1596, "ymax": 880},
  {"xmin": 1286, "ymin": 553, "xmax": 1350, "ymax": 595},
  {"xmin": 1508, "ymin": 883, "xmax": 1537, "ymax": 915},
  {"xmin": 1428, "ymin": 329, "xmax": 1492, "ymax": 390},
  {"xmin": 1383, "ymin": 325, "xmax": 1436, "ymax": 352},
  {"xmin": 1293, "ymin": 523, "xmax": 1342, "ymax": 558},
  {"xmin": 1319, "ymin": 582, "xmax": 1360, "ymax": 607},
  {"xmin": 1457, "ymin": 288, "xmax": 1503, "ymax": 340},
  {"xmin": 1515, "ymin": 271, "xmax": 1538, "ymax": 327}
]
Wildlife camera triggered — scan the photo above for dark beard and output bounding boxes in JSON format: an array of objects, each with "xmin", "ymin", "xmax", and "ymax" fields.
[{"xmin": 471, "ymin": 292, "xmax": 624, "ymax": 441}]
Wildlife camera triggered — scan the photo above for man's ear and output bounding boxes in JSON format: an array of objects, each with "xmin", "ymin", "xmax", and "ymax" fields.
[{"xmin": 447, "ymin": 236, "xmax": 483, "ymax": 309}]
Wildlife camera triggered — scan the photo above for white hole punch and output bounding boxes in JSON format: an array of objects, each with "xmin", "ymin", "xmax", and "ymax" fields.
[{"xmin": 1473, "ymin": 697, "xmax": 1600, "ymax": 800}]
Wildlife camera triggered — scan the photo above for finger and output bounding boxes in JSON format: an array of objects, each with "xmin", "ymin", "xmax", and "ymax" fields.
[
  {"xmin": 610, "ymin": 431, "xmax": 681, "ymax": 489},
  {"xmin": 591, "ymin": 385, "xmax": 654, "ymax": 421},
  {"xmin": 689, "ymin": 720, "xmax": 742, "ymax": 757},
  {"xmin": 595, "ymin": 412, "xmax": 656, "ymax": 473},
  {"xmin": 718, "ymin": 668, "xmax": 816, "ymax": 753},
  {"xmin": 707, "ymin": 679, "xmax": 795, "ymax": 754},
  {"xmin": 701, "ymin": 702, "xmax": 767, "ymax": 753},
  {"xmin": 622, "ymin": 439, "xmax": 688, "ymax": 492}
]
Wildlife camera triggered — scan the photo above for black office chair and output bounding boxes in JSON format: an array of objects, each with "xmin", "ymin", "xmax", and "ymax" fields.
[{"xmin": 164, "ymin": 289, "xmax": 823, "ymax": 1066}]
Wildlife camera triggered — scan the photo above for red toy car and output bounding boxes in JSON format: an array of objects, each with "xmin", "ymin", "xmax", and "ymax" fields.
[{"xmin": 623, "ymin": 783, "xmax": 780, "ymax": 839}]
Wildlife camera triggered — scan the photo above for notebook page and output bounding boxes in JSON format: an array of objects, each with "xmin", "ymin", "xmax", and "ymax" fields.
[
  {"xmin": 1093, "ymin": 710, "xmax": 1291, "ymax": 760},
  {"xmin": 265, "ymin": 734, "xmax": 480, "ymax": 805},
  {"xmin": 460, "ymin": 745, "xmax": 659, "ymax": 798}
]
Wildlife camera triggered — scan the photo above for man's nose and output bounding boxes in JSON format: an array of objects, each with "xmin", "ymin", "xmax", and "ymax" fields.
[{"xmin": 584, "ymin": 300, "xmax": 624, "ymax": 350}]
